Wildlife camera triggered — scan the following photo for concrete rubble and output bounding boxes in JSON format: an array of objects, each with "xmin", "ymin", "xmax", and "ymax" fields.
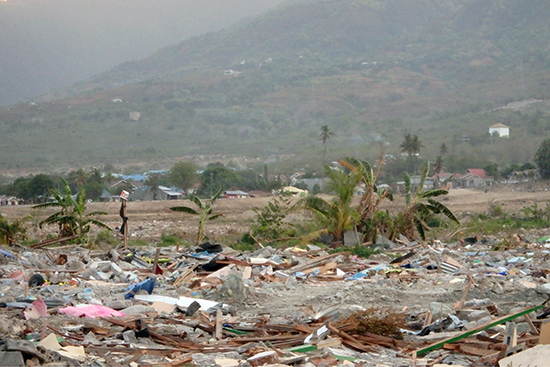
[{"xmin": 2, "ymin": 234, "xmax": 550, "ymax": 366}]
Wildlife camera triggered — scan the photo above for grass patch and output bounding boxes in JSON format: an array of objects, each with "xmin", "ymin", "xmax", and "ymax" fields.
[
  {"xmin": 93, "ymin": 230, "xmax": 122, "ymax": 247},
  {"xmin": 128, "ymin": 239, "xmax": 150, "ymax": 247},
  {"xmin": 231, "ymin": 242, "xmax": 256, "ymax": 252},
  {"xmin": 463, "ymin": 213, "xmax": 549, "ymax": 236},
  {"xmin": 158, "ymin": 234, "xmax": 191, "ymax": 248}
]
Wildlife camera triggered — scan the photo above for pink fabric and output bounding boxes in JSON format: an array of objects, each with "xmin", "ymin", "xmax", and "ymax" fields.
[{"xmin": 59, "ymin": 305, "xmax": 126, "ymax": 318}]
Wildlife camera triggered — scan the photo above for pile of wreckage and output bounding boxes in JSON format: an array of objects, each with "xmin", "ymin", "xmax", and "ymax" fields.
[{"xmin": 2, "ymin": 233, "xmax": 550, "ymax": 367}]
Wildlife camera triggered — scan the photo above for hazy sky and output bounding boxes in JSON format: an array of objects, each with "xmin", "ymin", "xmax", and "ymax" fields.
[{"xmin": 0, "ymin": 0, "xmax": 287, "ymax": 106}]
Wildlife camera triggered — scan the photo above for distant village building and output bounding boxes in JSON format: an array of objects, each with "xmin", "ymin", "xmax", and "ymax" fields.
[
  {"xmin": 506, "ymin": 169, "xmax": 540, "ymax": 184},
  {"xmin": 274, "ymin": 186, "xmax": 308, "ymax": 197},
  {"xmin": 457, "ymin": 169, "xmax": 494, "ymax": 188},
  {"xmin": 294, "ymin": 177, "xmax": 326, "ymax": 192},
  {"xmin": 131, "ymin": 186, "xmax": 183, "ymax": 201},
  {"xmin": 489, "ymin": 123, "xmax": 510, "ymax": 137},
  {"xmin": 223, "ymin": 190, "xmax": 251, "ymax": 199}
]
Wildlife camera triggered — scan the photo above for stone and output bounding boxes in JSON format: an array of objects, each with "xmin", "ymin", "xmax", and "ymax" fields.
[
  {"xmin": 120, "ymin": 304, "xmax": 156, "ymax": 316},
  {"xmin": 429, "ymin": 302, "xmax": 455, "ymax": 319},
  {"xmin": 460, "ymin": 309, "xmax": 491, "ymax": 322},
  {"xmin": 0, "ymin": 351, "xmax": 25, "ymax": 367},
  {"xmin": 216, "ymin": 273, "xmax": 247, "ymax": 303}
]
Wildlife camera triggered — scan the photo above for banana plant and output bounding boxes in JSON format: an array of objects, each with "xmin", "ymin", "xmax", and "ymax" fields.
[
  {"xmin": 170, "ymin": 187, "xmax": 223, "ymax": 245},
  {"xmin": 33, "ymin": 178, "xmax": 110, "ymax": 241},
  {"xmin": 397, "ymin": 162, "xmax": 459, "ymax": 240}
]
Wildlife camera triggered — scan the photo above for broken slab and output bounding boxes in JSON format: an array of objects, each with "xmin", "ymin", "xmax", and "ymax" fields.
[{"xmin": 498, "ymin": 344, "xmax": 550, "ymax": 367}]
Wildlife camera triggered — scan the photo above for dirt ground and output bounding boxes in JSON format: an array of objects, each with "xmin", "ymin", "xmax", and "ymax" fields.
[{"xmin": 2, "ymin": 183, "xmax": 550, "ymax": 245}]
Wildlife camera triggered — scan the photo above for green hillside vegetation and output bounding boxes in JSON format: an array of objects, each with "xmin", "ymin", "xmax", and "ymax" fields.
[{"xmin": 2, "ymin": 0, "xmax": 550, "ymax": 174}]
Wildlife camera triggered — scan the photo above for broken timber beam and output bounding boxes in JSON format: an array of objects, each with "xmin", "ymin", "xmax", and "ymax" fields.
[
  {"xmin": 285, "ymin": 253, "xmax": 349, "ymax": 274},
  {"xmin": 30, "ymin": 235, "xmax": 79, "ymax": 248},
  {"xmin": 327, "ymin": 323, "xmax": 378, "ymax": 353}
]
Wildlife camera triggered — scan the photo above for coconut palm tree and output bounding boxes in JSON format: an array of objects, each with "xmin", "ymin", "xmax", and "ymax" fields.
[
  {"xmin": 170, "ymin": 187, "xmax": 223, "ymax": 245},
  {"xmin": 432, "ymin": 156, "xmax": 445, "ymax": 188},
  {"xmin": 400, "ymin": 134, "xmax": 424, "ymax": 174},
  {"xmin": 319, "ymin": 124, "xmax": 334, "ymax": 165},
  {"xmin": 400, "ymin": 134, "xmax": 423, "ymax": 156},
  {"xmin": 433, "ymin": 156, "xmax": 444, "ymax": 175},
  {"xmin": 439, "ymin": 143, "xmax": 448, "ymax": 156},
  {"xmin": 33, "ymin": 178, "xmax": 110, "ymax": 240},
  {"xmin": 396, "ymin": 162, "xmax": 458, "ymax": 240}
]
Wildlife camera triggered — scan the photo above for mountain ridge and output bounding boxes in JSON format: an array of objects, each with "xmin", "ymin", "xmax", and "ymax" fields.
[{"xmin": 2, "ymin": 0, "xmax": 550, "ymax": 176}]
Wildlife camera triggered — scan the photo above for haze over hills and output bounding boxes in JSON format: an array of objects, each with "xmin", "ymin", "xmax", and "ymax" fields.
[
  {"xmin": 0, "ymin": 0, "xmax": 287, "ymax": 106},
  {"xmin": 2, "ymin": 0, "xmax": 550, "ymax": 177}
]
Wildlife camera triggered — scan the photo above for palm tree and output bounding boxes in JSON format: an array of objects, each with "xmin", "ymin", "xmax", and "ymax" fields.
[
  {"xmin": 68, "ymin": 168, "xmax": 88, "ymax": 189},
  {"xmin": 319, "ymin": 124, "xmax": 334, "ymax": 165},
  {"xmin": 170, "ymin": 187, "xmax": 223, "ymax": 245},
  {"xmin": 33, "ymin": 178, "xmax": 110, "ymax": 240},
  {"xmin": 0, "ymin": 214, "xmax": 29, "ymax": 245},
  {"xmin": 294, "ymin": 163, "xmax": 361, "ymax": 244},
  {"xmin": 433, "ymin": 156, "xmax": 444, "ymax": 175},
  {"xmin": 439, "ymin": 143, "xmax": 448, "ymax": 156},
  {"xmin": 145, "ymin": 172, "xmax": 162, "ymax": 200},
  {"xmin": 432, "ymin": 156, "xmax": 444, "ymax": 188},
  {"xmin": 400, "ymin": 134, "xmax": 423, "ymax": 156},
  {"xmin": 396, "ymin": 162, "xmax": 458, "ymax": 240}
]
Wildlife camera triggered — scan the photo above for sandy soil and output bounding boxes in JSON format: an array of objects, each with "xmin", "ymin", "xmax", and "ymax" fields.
[{"xmin": 2, "ymin": 184, "xmax": 550, "ymax": 244}]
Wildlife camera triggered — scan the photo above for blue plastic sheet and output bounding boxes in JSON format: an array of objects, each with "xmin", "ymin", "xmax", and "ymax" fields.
[
  {"xmin": 345, "ymin": 271, "xmax": 369, "ymax": 280},
  {"xmin": 125, "ymin": 278, "xmax": 156, "ymax": 299}
]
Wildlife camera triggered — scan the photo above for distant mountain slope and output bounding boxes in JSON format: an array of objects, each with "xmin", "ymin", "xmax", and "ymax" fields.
[
  {"xmin": 2, "ymin": 0, "xmax": 550, "ymax": 174},
  {"xmin": 0, "ymin": 0, "xmax": 287, "ymax": 106}
]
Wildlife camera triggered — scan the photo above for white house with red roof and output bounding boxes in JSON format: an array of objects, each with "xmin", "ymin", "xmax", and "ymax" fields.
[{"xmin": 457, "ymin": 168, "xmax": 495, "ymax": 188}]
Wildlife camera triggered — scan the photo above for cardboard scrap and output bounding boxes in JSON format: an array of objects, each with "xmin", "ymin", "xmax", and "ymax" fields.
[
  {"xmin": 150, "ymin": 301, "xmax": 176, "ymax": 314},
  {"xmin": 39, "ymin": 333, "xmax": 86, "ymax": 362},
  {"xmin": 539, "ymin": 321, "xmax": 550, "ymax": 344}
]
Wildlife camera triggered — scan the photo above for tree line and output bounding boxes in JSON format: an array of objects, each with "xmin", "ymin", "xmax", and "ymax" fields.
[{"xmin": 0, "ymin": 160, "xmax": 285, "ymax": 204}]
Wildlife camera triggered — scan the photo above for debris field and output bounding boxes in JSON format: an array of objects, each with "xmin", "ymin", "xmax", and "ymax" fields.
[{"xmin": 2, "ymin": 230, "xmax": 550, "ymax": 367}]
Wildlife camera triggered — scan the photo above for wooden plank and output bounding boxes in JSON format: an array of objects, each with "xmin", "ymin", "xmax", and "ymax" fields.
[
  {"xmin": 524, "ymin": 315, "xmax": 539, "ymax": 335},
  {"xmin": 30, "ymin": 235, "xmax": 79, "ymax": 248},
  {"xmin": 216, "ymin": 308, "xmax": 223, "ymax": 340},
  {"xmin": 302, "ymin": 261, "xmax": 337, "ymax": 275},
  {"xmin": 326, "ymin": 323, "xmax": 378, "ymax": 353},
  {"xmin": 173, "ymin": 264, "xmax": 199, "ymax": 287},
  {"xmin": 286, "ymin": 253, "xmax": 348, "ymax": 274},
  {"xmin": 459, "ymin": 344, "xmax": 493, "ymax": 357}
]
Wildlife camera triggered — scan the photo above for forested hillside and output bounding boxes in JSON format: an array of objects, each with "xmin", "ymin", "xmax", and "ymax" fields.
[{"xmin": 2, "ymin": 0, "xmax": 550, "ymax": 176}]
